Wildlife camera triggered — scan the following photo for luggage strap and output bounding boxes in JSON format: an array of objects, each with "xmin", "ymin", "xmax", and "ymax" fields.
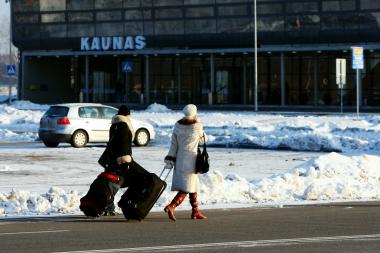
[
  {"xmin": 100, "ymin": 172, "xmax": 120, "ymax": 182},
  {"xmin": 159, "ymin": 167, "xmax": 172, "ymax": 181}
]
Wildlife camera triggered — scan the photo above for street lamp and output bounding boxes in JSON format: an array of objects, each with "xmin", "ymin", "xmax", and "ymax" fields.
[
  {"xmin": 253, "ymin": 0, "xmax": 258, "ymax": 111},
  {"xmin": 5, "ymin": 0, "xmax": 13, "ymax": 104}
]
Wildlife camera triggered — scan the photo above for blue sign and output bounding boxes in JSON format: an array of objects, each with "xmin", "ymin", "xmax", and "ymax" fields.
[
  {"xmin": 6, "ymin": 65, "xmax": 16, "ymax": 76},
  {"xmin": 121, "ymin": 61, "xmax": 134, "ymax": 73},
  {"xmin": 351, "ymin": 47, "xmax": 364, "ymax": 70}
]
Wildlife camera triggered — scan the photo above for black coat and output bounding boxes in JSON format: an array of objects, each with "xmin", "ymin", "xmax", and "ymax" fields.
[{"xmin": 109, "ymin": 121, "xmax": 132, "ymax": 159}]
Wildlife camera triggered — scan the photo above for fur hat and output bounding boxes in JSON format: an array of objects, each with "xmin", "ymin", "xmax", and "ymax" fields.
[
  {"xmin": 182, "ymin": 104, "xmax": 197, "ymax": 118},
  {"xmin": 117, "ymin": 105, "xmax": 130, "ymax": 116}
]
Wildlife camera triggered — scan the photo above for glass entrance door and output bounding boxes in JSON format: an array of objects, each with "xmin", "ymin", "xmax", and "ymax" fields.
[{"xmin": 92, "ymin": 71, "xmax": 111, "ymax": 103}]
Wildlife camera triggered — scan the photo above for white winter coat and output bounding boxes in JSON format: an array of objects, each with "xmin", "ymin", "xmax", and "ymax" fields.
[{"xmin": 166, "ymin": 119, "xmax": 205, "ymax": 193}]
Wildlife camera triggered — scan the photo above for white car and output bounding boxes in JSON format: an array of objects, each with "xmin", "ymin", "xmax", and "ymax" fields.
[{"xmin": 38, "ymin": 103, "xmax": 155, "ymax": 148}]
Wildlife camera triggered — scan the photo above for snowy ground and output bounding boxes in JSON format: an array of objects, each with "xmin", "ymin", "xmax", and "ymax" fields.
[{"xmin": 0, "ymin": 101, "xmax": 379, "ymax": 217}]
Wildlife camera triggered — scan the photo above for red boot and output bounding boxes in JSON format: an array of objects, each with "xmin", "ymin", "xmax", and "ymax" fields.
[
  {"xmin": 189, "ymin": 192, "xmax": 207, "ymax": 220},
  {"xmin": 164, "ymin": 192, "xmax": 187, "ymax": 221}
]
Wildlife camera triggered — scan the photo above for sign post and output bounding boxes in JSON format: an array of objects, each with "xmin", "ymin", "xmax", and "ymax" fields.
[
  {"xmin": 351, "ymin": 46, "xmax": 364, "ymax": 118},
  {"xmin": 121, "ymin": 61, "xmax": 134, "ymax": 102},
  {"xmin": 336, "ymin": 59, "xmax": 346, "ymax": 113}
]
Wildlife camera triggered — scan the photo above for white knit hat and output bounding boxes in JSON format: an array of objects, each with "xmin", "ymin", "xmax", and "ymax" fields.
[{"xmin": 182, "ymin": 104, "xmax": 197, "ymax": 118}]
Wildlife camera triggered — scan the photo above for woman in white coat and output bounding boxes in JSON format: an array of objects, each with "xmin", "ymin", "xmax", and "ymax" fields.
[{"xmin": 164, "ymin": 104, "xmax": 207, "ymax": 221}]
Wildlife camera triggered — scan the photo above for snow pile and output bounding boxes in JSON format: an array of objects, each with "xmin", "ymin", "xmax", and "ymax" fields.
[
  {"xmin": 1, "ymin": 101, "xmax": 380, "ymax": 152},
  {"xmin": 249, "ymin": 152, "xmax": 380, "ymax": 203},
  {"xmin": 1, "ymin": 153, "xmax": 379, "ymax": 216},
  {"xmin": 145, "ymin": 103, "xmax": 172, "ymax": 113},
  {"xmin": 0, "ymin": 187, "xmax": 80, "ymax": 216},
  {"xmin": 0, "ymin": 101, "xmax": 47, "ymax": 141}
]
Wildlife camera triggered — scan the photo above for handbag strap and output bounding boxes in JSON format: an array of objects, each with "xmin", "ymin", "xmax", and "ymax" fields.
[{"xmin": 201, "ymin": 133, "xmax": 207, "ymax": 151}]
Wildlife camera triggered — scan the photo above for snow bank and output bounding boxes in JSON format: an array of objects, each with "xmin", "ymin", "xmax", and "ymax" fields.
[
  {"xmin": 1, "ymin": 101, "xmax": 380, "ymax": 152},
  {"xmin": 144, "ymin": 103, "xmax": 172, "ymax": 113},
  {"xmin": 1, "ymin": 153, "xmax": 379, "ymax": 216}
]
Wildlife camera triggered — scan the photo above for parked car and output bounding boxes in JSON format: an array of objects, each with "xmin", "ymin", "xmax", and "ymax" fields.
[{"xmin": 38, "ymin": 103, "xmax": 155, "ymax": 148}]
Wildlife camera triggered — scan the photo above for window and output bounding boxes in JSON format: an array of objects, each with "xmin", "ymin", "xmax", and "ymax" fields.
[
  {"xmin": 41, "ymin": 24, "xmax": 67, "ymax": 38},
  {"xmin": 125, "ymin": 10, "xmax": 143, "ymax": 20},
  {"xmin": 184, "ymin": 0, "xmax": 214, "ymax": 5},
  {"xmin": 40, "ymin": 0, "xmax": 66, "ymax": 11},
  {"xmin": 124, "ymin": 0, "xmax": 141, "ymax": 7},
  {"xmin": 46, "ymin": 106, "xmax": 69, "ymax": 117},
  {"xmin": 153, "ymin": 0, "xmax": 183, "ymax": 6},
  {"xmin": 100, "ymin": 107, "xmax": 118, "ymax": 119},
  {"xmin": 322, "ymin": 0, "xmax": 356, "ymax": 11},
  {"xmin": 14, "ymin": 1, "xmax": 39, "ymax": 12},
  {"xmin": 67, "ymin": 0, "xmax": 94, "ymax": 10},
  {"xmin": 359, "ymin": 13, "xmax": 380, "ymax": 29},
  {"xmin": 185, "ymin": 19, "xmax": 216, "ymax": 33},
  {"xmin": 360, "ymin": 0, "xmax": 380, "ymax": 10},
  {"xmin": 68, "ymin": 24, "xmax": 95, "ymax": 37},
  {"xmin": 41, "ymin": 13, "xmax": 65, "ymax": 23},
  {"xmin": 15, "ymin": 14, "xmax": 39, "ymax": 24},
  {"xmin": 141, "ymin": 0, "xmax": 153, "ymax": 7},
  {"xmin": 15, "ymin": 25, "xmax": 40, "ymax": 39},
  {"xmin": 155, "ymin": 8, "xmax": 183, "ymax": 18},
  {"xmin": 259, "ymin": 17, "xmax": 284, "ymax": 32},
  {"xmin": 96, "ymin": 11, "xmax": 122, "ymax": 21},
  {"xmin": 217, "ymin": 18, "xmax": 251, "ymax": 33},
  {"xmin": 155, "ymin": 20, "xmax": 184, "ymax": 34},
  {"xmin": 124, "ymin": 22, "xmax": 144, "ymax": 34},
  {"xmin": 258, "ymin": 3, "xmax": 283, "ymax": 15},
  {"xmin": 68, "ymin": 12, "xmax": 94, "ymax": 22},
  {"xmin": 218, "ymin": 5, "xmax": 248, "ymax": 16},
  {"xmin": 95, "ymin": 0, "xmax": 122, "ymax": 9},
  {"xmin": 96, "ymin": 23, "xmax": 124, "ymax": 36},
  {"xmin": 78, "ymin": 107, "xmax": 101, "ymax": 119},
  {"xmin": 286, "ymin": 15, "xmax": 320, "ymax": 31},
  {"xmin": 286, "ymin": 2, "xmax": 318, "ymax": 13},
  {"xmin": 185, "ymin": 7, "xmax": 214, "ymax": 18}
]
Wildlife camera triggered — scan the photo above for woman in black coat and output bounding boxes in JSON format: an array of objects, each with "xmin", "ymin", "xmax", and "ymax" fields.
[{"xmin": 104, "ymin": 105, "xmax": 135, "ymax": 215}]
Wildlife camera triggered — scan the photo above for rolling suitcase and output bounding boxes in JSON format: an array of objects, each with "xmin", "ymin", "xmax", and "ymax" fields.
[
  {"xmin": 118, "ymin": 161, "xmax": 170, "ymax": 221},
  {"xmin": 79, "ymin": 172, "xmax": 121, "ymax": 217}
]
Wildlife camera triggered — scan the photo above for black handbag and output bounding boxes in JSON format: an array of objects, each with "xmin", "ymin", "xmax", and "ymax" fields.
[
  {"xmin": 98, "ymin": 142, "xmax": 118, "ymax": 171},
  {"xmin": 195, "ymin": 134, "xmax": 210, "ymax": 174}
]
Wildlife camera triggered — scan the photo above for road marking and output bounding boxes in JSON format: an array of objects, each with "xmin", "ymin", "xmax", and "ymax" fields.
[
  {"xmin": 0, "ymin": 230, "xmax": 70, "ymax": 236},
  {"xmin": 55, "ymin": 233, "xmax": 380, "ymax": 252}
]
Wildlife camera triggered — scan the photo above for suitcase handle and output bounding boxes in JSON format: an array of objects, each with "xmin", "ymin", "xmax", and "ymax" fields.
[{"xmin": 159, "ymin": 166, "xmax": 173, "ymax": 181}]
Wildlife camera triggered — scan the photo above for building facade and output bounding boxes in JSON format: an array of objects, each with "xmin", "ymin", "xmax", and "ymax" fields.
[{"xmin": 11, "ymin": 0, "xmax": 380, "ymax": 109}]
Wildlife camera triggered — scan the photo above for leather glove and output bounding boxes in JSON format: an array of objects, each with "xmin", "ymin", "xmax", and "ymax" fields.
[{"xmin": 164, "ymin": 160, "xmax": 174, "ymax": 170}]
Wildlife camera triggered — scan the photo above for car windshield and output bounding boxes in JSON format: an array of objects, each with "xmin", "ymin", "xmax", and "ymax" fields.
[{"xmin": 45, "ymin": 106, "xmax": 69, "ymax": 117}]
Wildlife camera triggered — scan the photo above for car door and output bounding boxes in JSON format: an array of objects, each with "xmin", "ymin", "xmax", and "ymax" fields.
[
  {"xmin": 78, "ymin": 106, "xmax": 106, "ymax": 142},
  {"xmin": 98, "ymin": 106, "xmax": 118, "ymax": 141}
]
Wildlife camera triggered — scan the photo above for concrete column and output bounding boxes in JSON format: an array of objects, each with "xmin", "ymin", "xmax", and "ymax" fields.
[
  {"xmin": 210, "ymin": 53, "xmax": 214, "ymax": 105},
  {"xmin": 21, "ymin": 53, "xmax": 25, "ymax": 100},
  {"xmin": 144, "ymin": 55, "xmax": 150, "ymax": 105},
  {"xmin": 314, "ymin": 56, "xmax": 318, "ymax": 106},
  {"xmin": 177, "ymin": 57, "xmax": 181, "ymax": 104},
  {"xmin": 243, "ymin": 56, "xmax": 247, "ymax": 105},
  {"xmin": 281, "ymin": 52, "xmax": 286, "ymax": 106},
  {"xmin": 85, "ymin": 56, "xmax": 89, "ymax": 102}
]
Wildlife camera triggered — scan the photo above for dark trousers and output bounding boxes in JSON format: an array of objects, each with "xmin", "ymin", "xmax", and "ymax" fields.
[{"xmin": 105, "ymin": 161, "xmax": 146, "ymax": 212}]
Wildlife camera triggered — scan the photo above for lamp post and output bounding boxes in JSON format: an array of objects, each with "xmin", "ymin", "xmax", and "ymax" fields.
[
  {"xmin": 5, "ymin": 0, "xmax": 12, "ymax": 104},
  {"xmin": 253, "ymin": 0, "xmax": 258, "ymax": 111}
]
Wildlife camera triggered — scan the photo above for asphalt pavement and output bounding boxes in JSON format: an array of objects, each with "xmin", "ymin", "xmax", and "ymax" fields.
[{"xmin": 1, "ymin": 203, "xmax": 380, "ymax": 253}]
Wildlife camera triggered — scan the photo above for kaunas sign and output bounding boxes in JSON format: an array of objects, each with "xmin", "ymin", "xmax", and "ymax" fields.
[{"xmin": 81, "ymin": 36, "xmax": 146, "ymax": 51}]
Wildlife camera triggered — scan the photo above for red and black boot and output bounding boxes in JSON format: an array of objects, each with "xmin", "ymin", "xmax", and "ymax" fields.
[
  {"xmin": 189, "ymin": 192, "xmax": 207, "ymax": 220},
  {"xmin": 164, "ymin": 192, "xmax": 187, "ymax": 221}
]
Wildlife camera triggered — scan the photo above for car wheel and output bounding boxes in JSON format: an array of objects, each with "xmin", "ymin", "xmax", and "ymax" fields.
[
  {"xmin": 133, "ymin": 128, "xmax": 150, "ymax": 146},
  {"xmin": 43, "ymin": 141, "xmax": 59, "ymax": 148},
  {"xmin": 71, "ymin": 130, "xmax": 88, "ymax": 148}
]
